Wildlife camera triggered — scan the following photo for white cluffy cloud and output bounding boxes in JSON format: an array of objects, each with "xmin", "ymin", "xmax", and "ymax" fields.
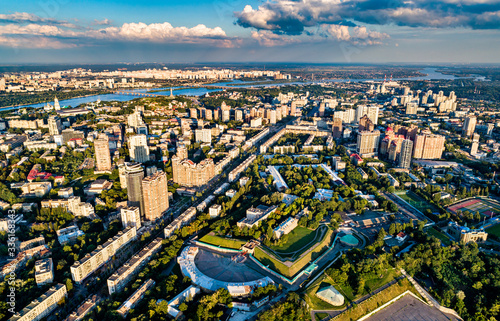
[
  {"xmin": 0, "ymin": 13, "xmax": 233, "ymax": 48},
  {"xmin": 93, "ymin": 22, "xmax": 227, "ymax": 41},
  {"xmin": 323, "ymin": 25, "xmax": 389, "ymax": 45}
]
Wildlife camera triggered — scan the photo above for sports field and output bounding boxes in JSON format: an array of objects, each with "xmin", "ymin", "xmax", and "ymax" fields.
[
  {"xmin": 486, "ymin": 224, "xmax": 500, "ymax": 237},
  {"xmin": 447, "ymin": 198, "xmax": 500, "ymax": 217},
  {"xmin": 198, "ymin": 234, "xmax": 247, "ymax": 249},
  {"xmin": 394, "ymin": 191, "xmax": 438, "ymax": 213}
]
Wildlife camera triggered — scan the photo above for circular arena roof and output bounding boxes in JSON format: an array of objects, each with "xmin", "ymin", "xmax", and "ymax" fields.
[{"xmin": 177, "ymin": 246, "xmax": 274, "ymax": 297}]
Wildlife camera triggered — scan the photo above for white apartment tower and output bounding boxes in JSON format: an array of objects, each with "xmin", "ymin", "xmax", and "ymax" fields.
[{"xmin": 129, "ymin": 134, "xmax": 150, "ymax": 163}]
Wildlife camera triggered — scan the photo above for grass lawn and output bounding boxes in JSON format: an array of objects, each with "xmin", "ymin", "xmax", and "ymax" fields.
[
  {"xmin": 333, "ymin": 269, "xmax": 397, "ymax": 302},
  {"xmin": 337, "ymin": 283, "xmax": 356, "ymax": 302},
  {"xmin": 486, "ymin": 224, "xmax": 500, "ymax": 237},
  {"xmin": 364, "ymin": 269, "xmax": 397, "ymax": 293},
  {"xmin": 315, "ymin": 313, "xmax": 329, "ymax": 320},
  {"xmin": 426, "ymin": 227, "xmax": 452, "ymax": 246},
  {"xmin": 198, "ymin": 233, "xmax": 246, "ymax": 249},
  {"xmin": 254, "ymin": 228, "xmax": 334, "ymax": 278},
  {"xmin": 336, "ymin": 279, "xmax": 420, "ymax": 321},
  {"xmin": 269, "ymin": 226, "xmax": 318, "ymax": 254}
]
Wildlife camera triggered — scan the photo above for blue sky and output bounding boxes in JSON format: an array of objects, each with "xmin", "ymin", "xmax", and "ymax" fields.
[{"xmin": 1, "ymin": 0, "xmax": 500, "ymax": 64}]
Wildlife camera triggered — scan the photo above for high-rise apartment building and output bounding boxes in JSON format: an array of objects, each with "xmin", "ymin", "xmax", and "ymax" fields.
[
  {"xmin": 318, "ymin": 102, "xmax": 325, "ymax": 117},
  {"xmin": 120, "ymin": 206, "xmax": 141, "ymax": 229},
  {"xmin": 290, "ymin": 101, "xmax": 297, "ymax": 116},
  {"xmin": 190, "ymin": 108, "xmax": 198, "ymax": 119},
  {"xmin": 94, "ymin": 134, "xmax": 112, "ymax": 171},
  {"xmin": 222, "ymin": 109, "xmax": 230, "ymax": 122},
  {"xmin": 125, "ymin": 163, "xmax": 145, "ymax": 215},
  {"xmin": 357, "ymin": 130, "xmax": 380, "ymax": 157},
  {"xmin": 356, "ymin": 105, "xmax": 379, "ymax": 125},
  {"xmin": 171, "ymin": 156, "xmax": 215, "ymax": 188},
  {"xmin": 48, "ymin": 115, "xmax": 61, "ymax": 136},
  {"xmin": 399, "ymin": 139, "xmax": 413, "ymax": 169},
  {"xmin": 176, "ymin": 144, "xmax": 188, "ymax": 160},
  {"xmin": 141, "ymin": 171, "xmax": 169, "ymax": 221},
  {"xmin": 235, "ymin": 109, "xmax": 244, "ymax": 122},
  {"xmin": 405, "ymin": 102, "xmax": 418, "ymax": 115},
  {"xmin": 129, "ymin": 134, "xmax": 149, "ymax": 163},
  {"xmin": 54, "ymin": 97, "xmax": 60, "ymax": 111},
  {"xmin": 388, "ymin": 137, "xmax": 404, "ymax": 162},
  {"xmin": 462, "ymin": 115, "xmax": 477, "ymax": 138},
  {"xmin": 195, "ymin": 129, "xmax": 212, "ymax": 144},
  {"xmin": 128, "ymin": 107, "xmax": 145, "ymax": 127},
  {"xmin": 471, "ymin": 133, "xmax": 480, "ymax": 156},
  {"xmin": 359, "ymin": 115, "xmax": 375, "ymax": 132},
  {"xmin": 413, "ymin": 131, "xmax": 445, "ymax": 159},
  {"xmin": 332, "ymin": 118, "xmax": 342, "ymax": 139},
  {"xmin": 333, "ymin": 109, "xmax": 356, "ymax": 124}
]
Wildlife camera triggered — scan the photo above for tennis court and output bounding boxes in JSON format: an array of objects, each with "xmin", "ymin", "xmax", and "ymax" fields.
[{"xmin": 447, "ymin": 198, "xmax": 500, "ymax": 217}]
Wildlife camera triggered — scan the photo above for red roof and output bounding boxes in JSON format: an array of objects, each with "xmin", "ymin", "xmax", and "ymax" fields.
[
  {"xmin": 351, "ymin": 153, "xmax": 363, "ymax": 161},
  {"xmin": 27, "ymin": 169, "xmax": 52, "ymax": 181}
]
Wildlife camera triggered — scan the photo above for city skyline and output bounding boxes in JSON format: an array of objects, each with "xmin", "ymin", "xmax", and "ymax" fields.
[{"xmin": 1, "ymin": 0, "xmax": 500, "ymax": 64}]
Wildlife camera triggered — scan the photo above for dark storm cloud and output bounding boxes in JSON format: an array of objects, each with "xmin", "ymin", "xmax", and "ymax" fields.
[{"xmin": 235, "ymin": 0, "xmax": 500, "ymax": 35}]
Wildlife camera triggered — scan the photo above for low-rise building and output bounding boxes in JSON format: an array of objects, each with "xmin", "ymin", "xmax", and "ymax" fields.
[
  {"xmin": 20, "ymin": 182, "xmax": 52, "ymax": 198},
  {"xmin": 41, "ymin": 197, "xmax": 95, "ymax": 218},
  {"xmin": 84, "ymin": 179, "xmax": 113, "ymax": 196},
  {"xmin": 237, "ymin": 205, "xmax": 277, "ymax": 229},
  {"xmin": 228, "ymin": 154, "xmax": 256, "ymax": 182},
  {"xmin": 34, "ymin": 258, "xmax": 54, "ymax": 286},
  {"xmin": 267, "ymin": 166, "xmax": 288, "ymax": 191},
  {"xmin": 164, "ymin": 207, "xmax": 196, "ymax": 238},
  {"xmin": 9, "ymin": 284, "xmax": 67, "ymax": 321},
  {"xmin": 273, "ymin": 217, "xmax": 298, "ymax": 239},
  {"xmin": 18, "ymin": 236, "xmax": 45, "ymax": 252},
  {"xmin": 166, "ymin": 286, "xmax": 201, "ymax": 318},
  {"xmin": 208, "ymin": 204, "xmax": 222, "ymax": 218},
  {"xmin": 71, "ymin": 227, "xmax": 137, "ymax": 283},
  {"xmin": 107, "ymin": 238, "xmax": 162, "ymax": 295},
  {"xmin": 447, "ymin": 221, "xmax": 487, "ymax": 243},
  {"xmin": 239, "ymin": 176, "xmax": 250, "ymax": 187},
  {"xmin": 116, "ymin": 279, "xmax": 155, "ymax": 317},
  {"xmin": 56, "ymin": 225, "xmax": 84, "ymax": 244},
  {"xmin": 63, "ymin": 295, "xmax": 100, "ymax": 321},
  {"xmin": 58, "ymin": 187, "xmax": 74, "ymax": 198}
]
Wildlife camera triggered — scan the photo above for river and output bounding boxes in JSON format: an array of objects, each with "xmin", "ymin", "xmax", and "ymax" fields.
[{"xmin": 2, "ymin": 68, "xmax": 481, "ymax": 111}]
